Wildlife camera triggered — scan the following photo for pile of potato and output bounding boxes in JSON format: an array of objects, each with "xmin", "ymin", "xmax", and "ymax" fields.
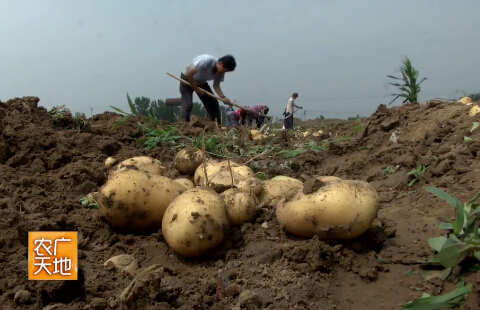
[{"xmin": 92, "ymin": 146, "xmax": 380, "ymax": 257}]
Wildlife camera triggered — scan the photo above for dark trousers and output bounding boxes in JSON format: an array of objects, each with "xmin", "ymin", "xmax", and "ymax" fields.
[
  {"xmin": 179, "ymin": 73, "xmax": 221, "ymax": 123},
  {"xmin": 256, "ymin": 117, "xmax": 266, "ymax": 128},
  {"xmin": 284, "ymin": 113, "xmax": 294, "ymax": 129}
]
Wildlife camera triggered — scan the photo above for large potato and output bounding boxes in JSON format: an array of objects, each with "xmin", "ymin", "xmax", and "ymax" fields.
[
  {"xmin": 257, "ymin": 179, "xmax": 303, "ymax": 206},
  {"xmin": 235, "ymin": 177, "xmax": 264, "ymax": 196},
  {"xmin": 98, "ymin": 169, "xmax": 186, "ymax": 233},
  {"xmin": 174, "ymin": 147, "xmax": 204, "ymax": 175},
  {"xmin": 221, "ymin": 188, "xmax": 258, "ymax": 226},
  {"xmin": 194, "ymin": 160, "xmax": 255, "ymax": 193},
  {"xmin": 193, "ymin": 159, "xmax": 222, "ymax": 186},
  {"xmin": 315, "ymin": 175, "xmax": 341, "ymax": 182},
  {"xmin": 162, "ymin": 187, "xmax": 229, "ymax": 257},
  {"xmin": 112, "ymin": 156, "xmax": 164, "ymax": 176},
  {"xmin": 276, "ymin": 179, "xmax": 380, "ymax": 239},
  {"xmin": 270, "ymin": 175, "xmax": 303, "ymax": 186},
  {"xmin": 174, "ymin": 178, "xmax": 195, "ymax": 190}
]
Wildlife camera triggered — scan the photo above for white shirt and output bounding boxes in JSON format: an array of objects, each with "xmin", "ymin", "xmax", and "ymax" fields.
[
  {"xmin": 286, "ymin": 98, "xmax": 296, "ymax": 113},
  {"xmin": 184, "ymin": 54, "xmax": 225, "ymax": 84}
]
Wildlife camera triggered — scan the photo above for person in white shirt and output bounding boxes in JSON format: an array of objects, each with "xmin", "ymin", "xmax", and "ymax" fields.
[
  {"xmin": 179, "ymin": 54, "xmax": 236, "ymax": 123},
  {"xmin": 284, "ymin": 93, "xmax": 302, "ymax": 130}
]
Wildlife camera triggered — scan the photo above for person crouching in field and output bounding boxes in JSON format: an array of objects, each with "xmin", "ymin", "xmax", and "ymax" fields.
[
  {"xmin": 284, "ymin": 93, "xmax": 302, "ymax": 130},
  {"xmin": 239, "ymin": 105, "xmax": 270, "ymax": 128},
  {"xmin": 226, "ymin": 106, "xmax": 241, "ymax": 127},
  {"xmin": 179, "ymin": 54, "xmax": 236, "ymax": 123}
]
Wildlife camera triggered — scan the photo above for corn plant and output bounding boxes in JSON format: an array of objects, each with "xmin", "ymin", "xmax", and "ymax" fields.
[{"xmin": 387, "ymin": 56, "xmax": 427, "ymax": 106}]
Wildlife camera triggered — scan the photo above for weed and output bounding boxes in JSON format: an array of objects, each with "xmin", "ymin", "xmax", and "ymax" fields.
[
  {"xmin": 407, "ymin": 164, "xmax": 428, "ymax": 187},
  {"xmin": 387, "ymin": 56, "xmax": 427, "ymax": 106},
  {"xmin": 402, "ymin": 186, "xmax": 480, "ymax": 309},
  {"xmin": 383, "ymin": 165, "xmax": 399, "ymax": 175}
]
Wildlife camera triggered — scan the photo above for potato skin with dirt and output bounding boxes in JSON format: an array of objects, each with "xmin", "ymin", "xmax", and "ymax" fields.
[
  {"xmin": 194, "ymin": 160, "xmax": 255, "ymax": 193},
  {"xmin": 174, "ymin": 147, "xmax": 204, "ymax": 175},
  {"xmin": 257, "ymin": 179, "xmax": 303, "ymax": 206},
  {"xmin": 113, "ymin": 156, "xmax": 164, "ymax": 175},
  {"xmin": 98, "ymin": 169, "xmax": 186, "ymax": 233},
  {"xmin": 220, "ymin": 188, "xmax": 258, "ymax": 226},
  {"xmin": 235, "ymin": 178, "xmax": 264, "ymax": 196},
  {"xmin": 174, "ymin": 178, "xmax": 195, "ymax": 190},
  {"xmin": 162, "ymin": 187, "xmax": 229, "ymax": 257},
  {"xmin": 276, "ymin": 179, "xmax": 380, "ymax": 239}
]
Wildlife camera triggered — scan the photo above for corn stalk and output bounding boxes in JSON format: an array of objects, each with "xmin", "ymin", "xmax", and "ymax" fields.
[{"xmin": 387, "ymin": 56, "xmax": 427, "ymax": 106}]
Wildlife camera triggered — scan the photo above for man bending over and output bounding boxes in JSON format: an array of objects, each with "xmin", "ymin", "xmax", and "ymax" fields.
[{"xmin": 179, "ymin": 54, "xmax": 236, "ymax": 123}]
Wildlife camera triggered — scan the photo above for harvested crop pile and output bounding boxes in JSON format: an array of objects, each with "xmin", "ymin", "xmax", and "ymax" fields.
[{"xmin": 0, "ymin": 97, "xmax": 479, "ymax": 309}]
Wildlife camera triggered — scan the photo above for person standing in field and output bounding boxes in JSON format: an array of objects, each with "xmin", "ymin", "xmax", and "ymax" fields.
[
  {"xmin": 179, "ymin": 54, "xmax": 236, "ymax": 123},
  {"xmin": 284, "ymin": 93, "xmax": 302, "ymax": 130}
]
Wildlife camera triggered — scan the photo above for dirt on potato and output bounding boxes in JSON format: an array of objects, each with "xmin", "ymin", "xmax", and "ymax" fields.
[{"xmin": 1, "ymin": 97, "xmax": 480, "ymax": 309}]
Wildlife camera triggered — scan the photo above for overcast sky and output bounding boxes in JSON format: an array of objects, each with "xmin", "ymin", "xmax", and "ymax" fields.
[{"xmin": 2, "ymin": 0, "xmax": 479, "ymax": 119}]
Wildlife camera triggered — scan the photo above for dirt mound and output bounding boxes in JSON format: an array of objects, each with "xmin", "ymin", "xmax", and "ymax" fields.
[{"xmin": 0, "ymin": 97, "xmax": 479, "ymax": 309}]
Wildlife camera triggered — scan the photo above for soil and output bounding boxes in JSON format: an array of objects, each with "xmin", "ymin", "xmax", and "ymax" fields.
[{"xmin": 1, "ymin": 97, "xmax": 480, "ymax": 310}]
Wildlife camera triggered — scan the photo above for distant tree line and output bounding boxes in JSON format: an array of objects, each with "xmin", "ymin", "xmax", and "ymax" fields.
[{"xmin": 133, "ymin": 96, "xmax": 227, "ymax": 123}]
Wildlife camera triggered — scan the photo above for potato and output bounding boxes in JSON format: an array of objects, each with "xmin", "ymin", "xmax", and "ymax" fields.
[
  {"xmin": 105, "ymin": 157, "xmax": 117, "ymax": 168},
  {"xmin": 235, "ymin": 177, "xmax": 264, "ymax": 196},
  {"xmin": 276, "ymin": 179, "xmax": 380, "ymax": 239},
  {"xmin": 221, "ymin": 188, "xmax": 258, "ymax": 226},
  {"xmin": 315, "ymin": 175, "xmax": 341, "ymax": 182},
  {"xmin": 257, "ymin": 179, "xmax": 303, "ymax": 206},
  {"xmin": 112, "ymin": 156, "xmax": 164, "ymax": 176},
  {"xmin": 174, "ymin": 147, "xmax": 204, "ymax": 175},
  {"xmin": 194, "ymin": 160, "xmax": 255, "ymax": 193},
  {"xmin": 162, "ymin": 187, "xmax": 229, "ymax": 257},
  {"xmin": 193, "ymin": 159, "xmax": 222, "ymax": 186},
  {"xmin": 85, "ymin": 191, "xmax": 98, "ymax": 204},
  {"xmin": 174, "ymin": 178, "xmax": 195, "ymax": 190},
  {"xmin": 104, "ymin": 254, "xmax": 138, "ymax": 276},
  {"xmin": 271, "ymin": 175, "xmax": 303, "ymax": 186},
  {"xmin": 469, "ymin": 105, "xmax": 480, "ymax": 117},
  {"xmin": 458, "ymin": 96, "xmax": 472, "ymax": 105},
  {"xmin": 97, "ymin": 169, "xmax": 186, "ymax": 233}
]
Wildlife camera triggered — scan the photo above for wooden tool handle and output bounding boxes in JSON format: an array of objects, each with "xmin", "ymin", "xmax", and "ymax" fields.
[{"xmin": 166, "ymin": 72, "xmax": 271, "ymax": 119}]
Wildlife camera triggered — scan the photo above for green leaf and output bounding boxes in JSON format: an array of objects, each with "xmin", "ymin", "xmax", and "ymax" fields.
[
  {"xmin": 436, "ymin": 243, "xmax": 474, "ymax": 268},
  {"xmin": 466, "ymin": 190, "xmax": 480, "ymax": 206},
  {"xmin": 453, "ymin": 204, "xmax": 465, "ymax": 236},
  {"xmin": 470, "ymin": 122, "xmax": 479, "ymax": 132},
  {"xmin": 428, "ymin": 237, "xmax": 447, "ymax": 252},
  {"xmin": 425, "ymin": 187, "xmax": 462, "ymax": 210},
  {"xmin": 420, "ymin": 268, "xmax": 452, "ymax": 281},
  {"xmin": 401, "ymin": 284, "xmax": 472, "ymax": 309},
  {"xmin": 474, "ymin": 250, "xmax": 480, "ymax": 261},
  {"xmin": 464, "ymin": 136, "xmax": 473, "ymax": 141},
  {"xmin": 109, "ymin": 105, "xmax": 130, "ymax": 115},
  {"xmin": 442, "ymin": 237, "xmax": 458, "ymax": 249},
  {"xmin": 436, "ymin": 222, "xmax": 454, "ymax": 230},
  {"xmin": 126, "ymin": 92, "xmax": 138, "ymax": 115},
  {"xmin": 470, "ymin": 205, "xmax": 480, "ymax": 216}
]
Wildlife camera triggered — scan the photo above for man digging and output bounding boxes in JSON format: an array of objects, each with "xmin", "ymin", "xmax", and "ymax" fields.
[
  {"xmin": 179, "ymin": 54, "xmax": 236, "ymax": 123},
  {"xmin": 284, "ymin": 92, "xmax": 302, "ymax": 130}
]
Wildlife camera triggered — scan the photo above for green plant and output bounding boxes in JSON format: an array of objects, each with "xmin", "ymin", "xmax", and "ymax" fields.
[
  {"xmin": 80, "ymin": 196, "xmax": 98, "ymax": 209},
  {"xmin": 402, "ymin": 187, "xmax": 480, "ymax": 309},
  {"xmin": 406, "ymin": 164, "xmax": 428, "ymax": 187},
  {"xmin": 383, "ymin": 165, "xmax": 399, "ymax": 175},
  {"xmin": 387, "ymin": 56, "xmax": 427, "ymax": 106},
  {"xmin": 402, "ymin": 279, "xmax": 472, "ymax": 309}
]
